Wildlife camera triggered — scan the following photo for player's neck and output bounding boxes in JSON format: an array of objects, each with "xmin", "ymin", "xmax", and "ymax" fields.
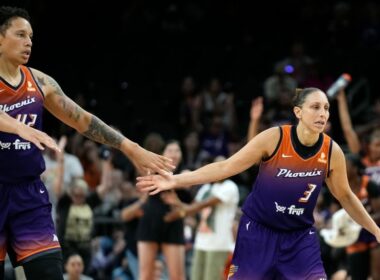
[
  {"xmin": 0, "ymin": 61, "xmax": 22, "ymax": 86},
  {"xmin": 295, "ymin": 124, "xmax": 320, "ymax": 147}
]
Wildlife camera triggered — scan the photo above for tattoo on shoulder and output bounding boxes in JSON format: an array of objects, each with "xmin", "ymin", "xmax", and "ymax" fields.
[
  {"xmin": 36, "ymin": 76, "xmax": 46, "ymax": 88},
  {"xmin": 38, "ymin": 74, "xmax": 83, "ymax": 122},
  {"xmin": 36, "ymin": 74, "xmax": 64, "ymax": 96},
  {"xmin": 46, "ymin": 76, "xmax": 64, "ymax": 96},
  {"xmin": 83, "ymin": 116, "xmax": 124, "ymax": 149}
]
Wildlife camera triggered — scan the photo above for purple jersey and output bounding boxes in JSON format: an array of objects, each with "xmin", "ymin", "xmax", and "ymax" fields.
[
  {"xmin": 242, "ymin": 125, "xmax": 332, "ymax": 231},
  {"xmin": 0, "ymin": 66, "xmax": 45, "ymax": 183}
]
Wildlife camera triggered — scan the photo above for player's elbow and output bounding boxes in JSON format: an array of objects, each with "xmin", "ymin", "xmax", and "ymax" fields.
[{"xmin": 334, "ymin": 189, "xmax": 353, "ymax": 204}]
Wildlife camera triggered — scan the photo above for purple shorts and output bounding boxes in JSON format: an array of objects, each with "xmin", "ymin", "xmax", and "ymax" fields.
[
  {"xmin": 228, "ymin": 214, "xmax": 327, "ymax": 280},
  {"xmin": 0, "ymin": 179, "xmax": 60, "ymax": 265}
]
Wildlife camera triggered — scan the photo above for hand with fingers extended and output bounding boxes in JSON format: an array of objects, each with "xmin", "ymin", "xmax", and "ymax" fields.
[
  {"xmin": 17, "ymin": 124, "xmax": 61, "ymax": 152},
  {"xmin": 129, "ymin": 144, "xmax": 175, "ymax": 176},
  {"xmin": 136, "ymin": 172, "xmax": 175, "ymax": 195}
]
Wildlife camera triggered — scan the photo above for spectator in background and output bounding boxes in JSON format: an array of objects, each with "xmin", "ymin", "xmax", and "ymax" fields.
[
  {"xmin": 198, "ymin": 77, "xmax": 224, "ymax": 125},
  {"xmin": 198, "ymin": 78, "xmax": 237, "ymax": 132},
  {"xmin": 64, "ymin": 253, "xmax": 93, "ymax": 280},
  {"xmin": 43, "ymin": 135, "xmax": 84, "ymax": 191},
  {"xmin": 263, "ymin": 61, "xmax": 298, "ymax": 126},
  {"xmin": 78, "ymin": 140, "xmax": 102, "ymax": 191},
  {"xmin": 42, "ymin": 135, "xmax": 84, "ymax": 223},
  {"xmin": 362, "ymin": 129, "xmax": 380, "ymax": 187},
  {"xmin": 137, "ymin": 140, "xmax": 192, "ymax": 280},
  {"xmin": 355, "ymin": 97, "xmax": 380, "ymax": 137},
  {"xmin": 263, "ymin": 61, "xmax": 298, "ymax": 106},
  {"xmin": 181, "ymin": 130, "xmax": 202, "ymax": 171},
  {"xmin": 89, "ymin": 230, "xmax": 126, "ymax": 280},
  {"xmin": 163, "ymin": 155, "xmax": 239, "ymax": 280},
  {"xmin": 56, "ymin": 177, "xmax": 110, "ymax": 274},
  {"xmin": 198, "ymin": 115, "xmax": 229, "ymax": 159},
  {"xmin": 335, "ymin": 89, "xmax": 380, "ymax": 185},
  {"xmin": 118, "ymin": 183, "xmax": 148, "ymax": 280}
]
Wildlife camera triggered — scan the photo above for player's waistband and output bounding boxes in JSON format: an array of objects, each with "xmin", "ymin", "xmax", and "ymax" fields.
[{"xmin": 241, "ymin": 211, "xmax": 312, "ymax": 233}]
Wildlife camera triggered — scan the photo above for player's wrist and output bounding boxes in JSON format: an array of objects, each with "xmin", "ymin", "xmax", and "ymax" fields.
[
  {"xmin": 120, "ymin": 138, "xmax": 138, "ymax": 157},
  {"xmin": 172, "ymin": 175, "xmax": 182, "ymax": 190},
  {"xmin": 14, "ymin": 121, "xmax": 25, "ymax": 136}
]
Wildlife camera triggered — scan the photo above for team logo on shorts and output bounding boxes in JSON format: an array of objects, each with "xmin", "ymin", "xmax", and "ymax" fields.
[{"xmin": 228, "ymin": 264, "xmax": 238, "ymax": 279}]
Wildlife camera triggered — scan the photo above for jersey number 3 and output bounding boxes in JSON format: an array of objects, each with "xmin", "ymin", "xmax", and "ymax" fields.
[{"xmin": 299, "ymin": 184, "xmax": 317, "ymax": 203}]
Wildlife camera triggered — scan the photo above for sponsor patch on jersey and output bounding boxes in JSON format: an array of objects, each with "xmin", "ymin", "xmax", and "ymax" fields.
[{"xmin": 274, "ymin": 202, "xmax": 305, "ymax": 216}]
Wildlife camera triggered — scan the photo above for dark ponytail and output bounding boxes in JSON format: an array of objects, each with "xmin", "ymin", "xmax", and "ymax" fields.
[{"xmin": 292, "ymin": 87, "xmax": 321, "ymax": 107}]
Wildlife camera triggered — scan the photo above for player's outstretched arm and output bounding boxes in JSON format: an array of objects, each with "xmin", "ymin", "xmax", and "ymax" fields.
[
  {"xmin": 137, "ymin": 127, "xmax": 279, "ymax": 194},
  {"xmin": 32, "ymin": 69, "xmax": 174, "ymax": 175},
  {"xmin": 0, "ymin": 109, "xmax": 60, "ymax": 151},
  {"xmin": 325, "ymin": 141, "xmax": 380, "ymax": 243}
]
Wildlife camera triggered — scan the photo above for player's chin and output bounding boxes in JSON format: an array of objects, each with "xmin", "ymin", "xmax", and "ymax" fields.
[
  {"xmin": 19, "ymin": 57, "xmax": 30, "ymax": 65},
  {"xmin": 312, "ymin": 123, "xmax": 325, "ymax": 133}
]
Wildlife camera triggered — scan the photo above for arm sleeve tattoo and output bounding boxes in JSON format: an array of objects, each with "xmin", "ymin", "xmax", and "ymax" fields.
[
  {"xmin": 37, "ymin": 72, "xmax": 124, "ymax": 149},
  {"xmin": 82, "ymin": 115, "xmax": 124, "ymax": 149}
]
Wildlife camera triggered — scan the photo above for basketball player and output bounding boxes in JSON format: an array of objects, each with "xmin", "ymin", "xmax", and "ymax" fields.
[
  {"xmin": 137, "ymin": 87, "xmax": 380, "ymax": 279},
  {"xmin": 0, "ymin": 6, "xmax": 174, "ymax": 280}
]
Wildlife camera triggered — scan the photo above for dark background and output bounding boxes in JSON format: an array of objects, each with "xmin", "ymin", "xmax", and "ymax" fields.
[{"xmin": 3, "ymin": 0, "xmax": 380, "ymax": 143}]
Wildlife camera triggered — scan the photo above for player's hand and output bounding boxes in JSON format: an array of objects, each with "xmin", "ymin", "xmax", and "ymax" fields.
[
  {"xmin": 17, "ymin": 124, "xmax": 61, "ymax": 152},
  {"xmin": 136, "ymin": 172, "xmax": 175, "ymax": 195},
  {"xmin": 130, "ymin": 145, "xmax": 175, "ymax": 176}
]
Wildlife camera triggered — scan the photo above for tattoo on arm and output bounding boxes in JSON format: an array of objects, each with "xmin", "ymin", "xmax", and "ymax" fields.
[
  {"xmin": 39, "ymin": 75, "xmax": 83, "ymax": 122},
  {"xmin": 37, "ymin": 72, "xmax": 124, "ymax": 148},
  {"xmin": 83, "ymin": 115, "xmax": 124, "ymax": 149}
]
